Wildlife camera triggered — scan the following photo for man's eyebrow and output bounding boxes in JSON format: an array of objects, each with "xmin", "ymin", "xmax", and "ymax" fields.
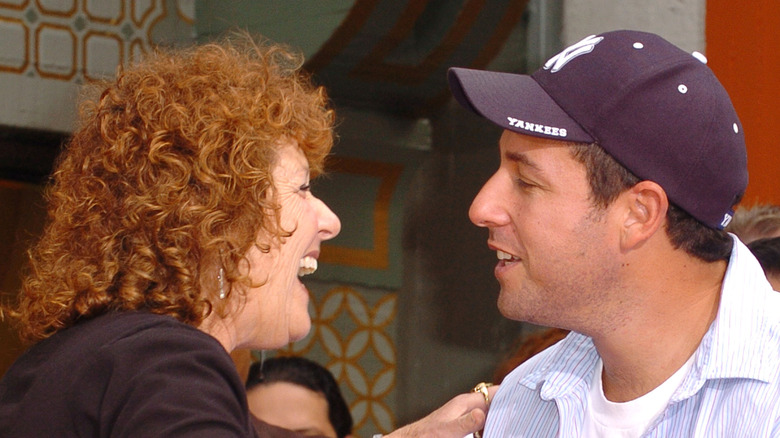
[
  {"xmin": 293, "ymin": 427, "xmax": 326, "ymax": 436},
  {"xmin": 505, "ymin": 150, "xmax": 542, "ymax": 174}
]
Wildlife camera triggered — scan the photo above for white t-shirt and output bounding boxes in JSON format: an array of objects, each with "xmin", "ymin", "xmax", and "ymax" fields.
[{"xmin": 582, "ymin": 354, "xmax": 694, "ymax": 437}]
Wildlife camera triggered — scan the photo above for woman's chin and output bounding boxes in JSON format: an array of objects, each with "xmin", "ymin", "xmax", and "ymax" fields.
[{"xmin": 287, "ymin": 318, "xmax": 312, "ymax": 343}]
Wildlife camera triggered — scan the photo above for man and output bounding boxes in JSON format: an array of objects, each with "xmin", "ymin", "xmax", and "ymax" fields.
[
  {"xmin": 246, "ymin": 356, "xmax": 353, "ymax": 438},
  {"xmin": 448, "ymin": 30, "xmax": 780, "ymax": 436}
]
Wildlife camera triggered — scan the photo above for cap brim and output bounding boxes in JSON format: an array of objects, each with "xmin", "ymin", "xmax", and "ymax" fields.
[{"xmin": 448, "ymin": 67, "xmax": 593, "ymax": 143}]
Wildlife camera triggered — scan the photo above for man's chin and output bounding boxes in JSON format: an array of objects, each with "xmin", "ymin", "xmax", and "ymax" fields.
[{"xmin": 496, "ymin": 291, "xmax": 527, "ymax": 321}]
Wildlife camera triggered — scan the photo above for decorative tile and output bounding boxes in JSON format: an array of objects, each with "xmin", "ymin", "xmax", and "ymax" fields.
[
  {"xmin": 0, "ymin": 17, "xmax": 27, "ymax": 71},
  {"xmin": 274, "ymin": 284, "xmax": 399, "ymax": 437},
  {"xmin": 0, "ymin": 0, "xmax": 191, "ymax": 84}
]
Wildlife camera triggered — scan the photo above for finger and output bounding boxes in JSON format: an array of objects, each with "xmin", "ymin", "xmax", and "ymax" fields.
[
  {"xmin": 445, "ymin": 391, "xmax": 489, "ymax": 413},
  {"xmin": 472, "ymin": 382, "xmax": 501, "ymax": 406},
  {"xmin": 444, "ymin": 408, "xmax": 486, "ymax": 437}
]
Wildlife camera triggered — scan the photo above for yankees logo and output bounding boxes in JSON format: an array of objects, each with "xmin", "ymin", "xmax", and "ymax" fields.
[
  {"xmin": 719, "ymin": 213, "xmax": 733, "ymax": 229},
  {"xmin": 544, "ymin": 35, "xmax": 604, "ymax": 73}
]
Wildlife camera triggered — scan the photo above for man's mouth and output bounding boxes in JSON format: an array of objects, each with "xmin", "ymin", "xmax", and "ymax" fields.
[
  {"xmin": 298, "ymin": 256, "xmax": 318, "ymax": 277},
  {"xmin": 497, "ymin": 249, "xmax": 520, "ymax": 262}
]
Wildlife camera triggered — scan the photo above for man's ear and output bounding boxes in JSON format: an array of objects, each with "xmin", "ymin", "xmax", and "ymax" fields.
[{"xmin": 619, "ymin": 180, "xmax": 668, "ymax": 250}]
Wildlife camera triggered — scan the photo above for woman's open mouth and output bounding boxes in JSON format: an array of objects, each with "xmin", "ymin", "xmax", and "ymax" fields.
[{"xmin": 298, "ymin": 256, "xmax": 318, "ymax": 276}]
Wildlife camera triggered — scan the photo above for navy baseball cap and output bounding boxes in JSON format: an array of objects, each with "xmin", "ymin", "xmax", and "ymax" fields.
[{"xmin": 448, "ymin": 30, "xmax": 747, "ymax": 230}]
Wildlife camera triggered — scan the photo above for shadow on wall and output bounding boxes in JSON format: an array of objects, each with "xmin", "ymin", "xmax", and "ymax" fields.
[
  {"xmin": 407, "ymin": 145, "xmax": 519, "ymax": 351},
  {"xmin": 395, "ymin": 106, "xmax": 529, "ymax": 425},
  {"xmin": 0, "ymin": 180, "xmax": 48, "ymax": 376},
  {"xmin": 0, "ymin": 127, "xmax": 62, "ymax": 376},
  {"xmin": 421, "ymin": 106, "xmax": 523, "ymax": 352}
]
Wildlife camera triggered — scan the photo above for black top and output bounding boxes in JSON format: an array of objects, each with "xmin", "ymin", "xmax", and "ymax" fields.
[{"xmin": 0, "ymin": 311, "xmax": 258, "ymax": 437}]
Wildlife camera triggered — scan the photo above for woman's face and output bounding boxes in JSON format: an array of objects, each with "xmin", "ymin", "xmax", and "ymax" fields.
[{"xmin": 233, "ymin": 140, "xmax": 341, "ymax": 350}]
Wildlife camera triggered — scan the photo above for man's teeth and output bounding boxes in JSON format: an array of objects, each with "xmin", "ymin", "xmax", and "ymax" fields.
[
  {"xmin": 497, "ymin": 250, "xmax": 518, "ymax": 261},
  {"xmin": 298, "ymin": 256, "xmax": 318, "ymax": 276}
]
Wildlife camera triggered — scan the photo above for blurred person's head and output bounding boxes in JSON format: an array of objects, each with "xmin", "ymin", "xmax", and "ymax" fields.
[
  {"xmin": 246, "ymin": 356, "xmax": 353, "ymax": 438},
  {"xmin": 726, "ymin": 204, "xmax": 780, "ymax": 244},
  {"xmin": 747, "ymin": 236, "xmax": 780, "ymax": 290}
]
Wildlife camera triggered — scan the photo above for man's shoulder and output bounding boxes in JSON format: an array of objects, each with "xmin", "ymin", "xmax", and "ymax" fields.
[
  {"xmin": 486, "ymin": 333, "xmax": 593, "ymax": 437},
  {"xmin": 499, "ymin": 331, "xmax": 595, "ymax": 391},
  {"xmin": 500, "ymin": 340, "xmax": 561, "ymax": 385}
]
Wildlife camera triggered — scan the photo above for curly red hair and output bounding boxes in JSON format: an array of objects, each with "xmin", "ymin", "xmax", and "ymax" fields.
[{"xmin": 7, "ymin": 35, "xmax": 334, "ymax": 343}]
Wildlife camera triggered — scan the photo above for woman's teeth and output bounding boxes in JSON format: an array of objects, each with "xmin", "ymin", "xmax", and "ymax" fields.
[
  {"xmin": 298, "ymin": 256, "xmax": 318, "ymax": 276},
  {"xmin": 497, "ymin": 250, "xmax": 518, "ymax": 261}
]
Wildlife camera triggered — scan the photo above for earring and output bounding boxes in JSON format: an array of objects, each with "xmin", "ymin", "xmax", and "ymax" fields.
[{"xmin": 218, "ymin": 267, "xmax": 226, "ymax": 299}]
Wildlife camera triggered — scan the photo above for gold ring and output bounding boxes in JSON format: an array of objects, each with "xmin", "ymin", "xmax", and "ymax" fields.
[
  {"xmin": 472, "ymin": 382, "xmax": 493, "ymax": 438},
  {"xmin": 472, "ymin": 382, "xmax": 493, "ymax": 406}
]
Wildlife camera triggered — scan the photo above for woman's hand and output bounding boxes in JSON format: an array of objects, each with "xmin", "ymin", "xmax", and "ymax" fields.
[{"xmin": 384, "ymin": 384, "xmax": 499, "ymax": 438}]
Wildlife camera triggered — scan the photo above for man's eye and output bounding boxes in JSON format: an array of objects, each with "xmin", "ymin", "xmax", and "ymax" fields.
[{"xmin": 299, "ymin": 183, "xmax": 311, "ymax": 192}]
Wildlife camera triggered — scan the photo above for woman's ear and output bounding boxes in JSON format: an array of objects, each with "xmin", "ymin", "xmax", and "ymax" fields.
[{"xmin": 619, "ymin": 180, "xmax": 668, "ymax": 250}]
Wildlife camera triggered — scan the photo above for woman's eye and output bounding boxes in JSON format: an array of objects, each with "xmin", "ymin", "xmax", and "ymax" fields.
[{"xmin": 299, "ymin": 182, "xmax": 311, "ymax": 193}]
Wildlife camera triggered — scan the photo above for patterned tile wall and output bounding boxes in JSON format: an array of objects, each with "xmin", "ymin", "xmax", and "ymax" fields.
[
  {"xmin": 0, "ymin": 0, "xmax": 194, "ymax": 81},
  {"xmin": 273, "ymin": 282, "xmax": 399, "ymax": 438},
  {"xmin": 0, "ymin": 0, "xmax": 194, "ymax": 132}
]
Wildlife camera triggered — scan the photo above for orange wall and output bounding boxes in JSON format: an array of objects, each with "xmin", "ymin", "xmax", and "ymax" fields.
[{"xmin": 707, "ymin": 0, "xmax": 780, "ymax": 206}]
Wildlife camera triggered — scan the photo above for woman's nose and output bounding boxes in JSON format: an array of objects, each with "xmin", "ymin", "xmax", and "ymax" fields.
[{"xmin": 316, "ymin": 198, "xmax": 341, "ymax": 240}]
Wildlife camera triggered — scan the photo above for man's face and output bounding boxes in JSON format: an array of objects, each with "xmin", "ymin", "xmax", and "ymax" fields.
[
  {"xmin": 469, "ymin": 131, "xmax": 624, "ymax": 331},
  {"xmin": 247, "ymin": 381, "xmax": 338, "ymax": 438}
]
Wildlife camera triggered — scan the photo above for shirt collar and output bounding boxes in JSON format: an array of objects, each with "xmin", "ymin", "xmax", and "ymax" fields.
[
  {"xmin": 677, "ymin": 234, "xmax": 778, "ymax": 398},
  {"xmin": 518, "ymin": 332, "xmax": 599, "ymax": 400}
]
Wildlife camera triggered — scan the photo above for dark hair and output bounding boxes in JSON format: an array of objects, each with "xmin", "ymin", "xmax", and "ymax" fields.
[
  {"xmin": 747, "ymin": 236, "xmax": 780, "ymax": 277},
  {"xmin": 569, "ymin": 142, "xmax": 734, "ymax": 262},
  {"xmin": 247, "ymin": 357, "xmax": 352, "ymax": 438}
]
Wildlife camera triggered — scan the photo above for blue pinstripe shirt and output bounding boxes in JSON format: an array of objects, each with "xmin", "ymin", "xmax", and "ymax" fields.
[{"xmin": 485, "ymin": 236, "xmax": 780, "ymax": 437}]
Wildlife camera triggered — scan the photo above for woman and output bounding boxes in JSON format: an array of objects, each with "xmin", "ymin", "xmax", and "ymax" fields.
[{"xmin": 0, "ymin": 36, "xmax": 493, "ymax": 437}]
